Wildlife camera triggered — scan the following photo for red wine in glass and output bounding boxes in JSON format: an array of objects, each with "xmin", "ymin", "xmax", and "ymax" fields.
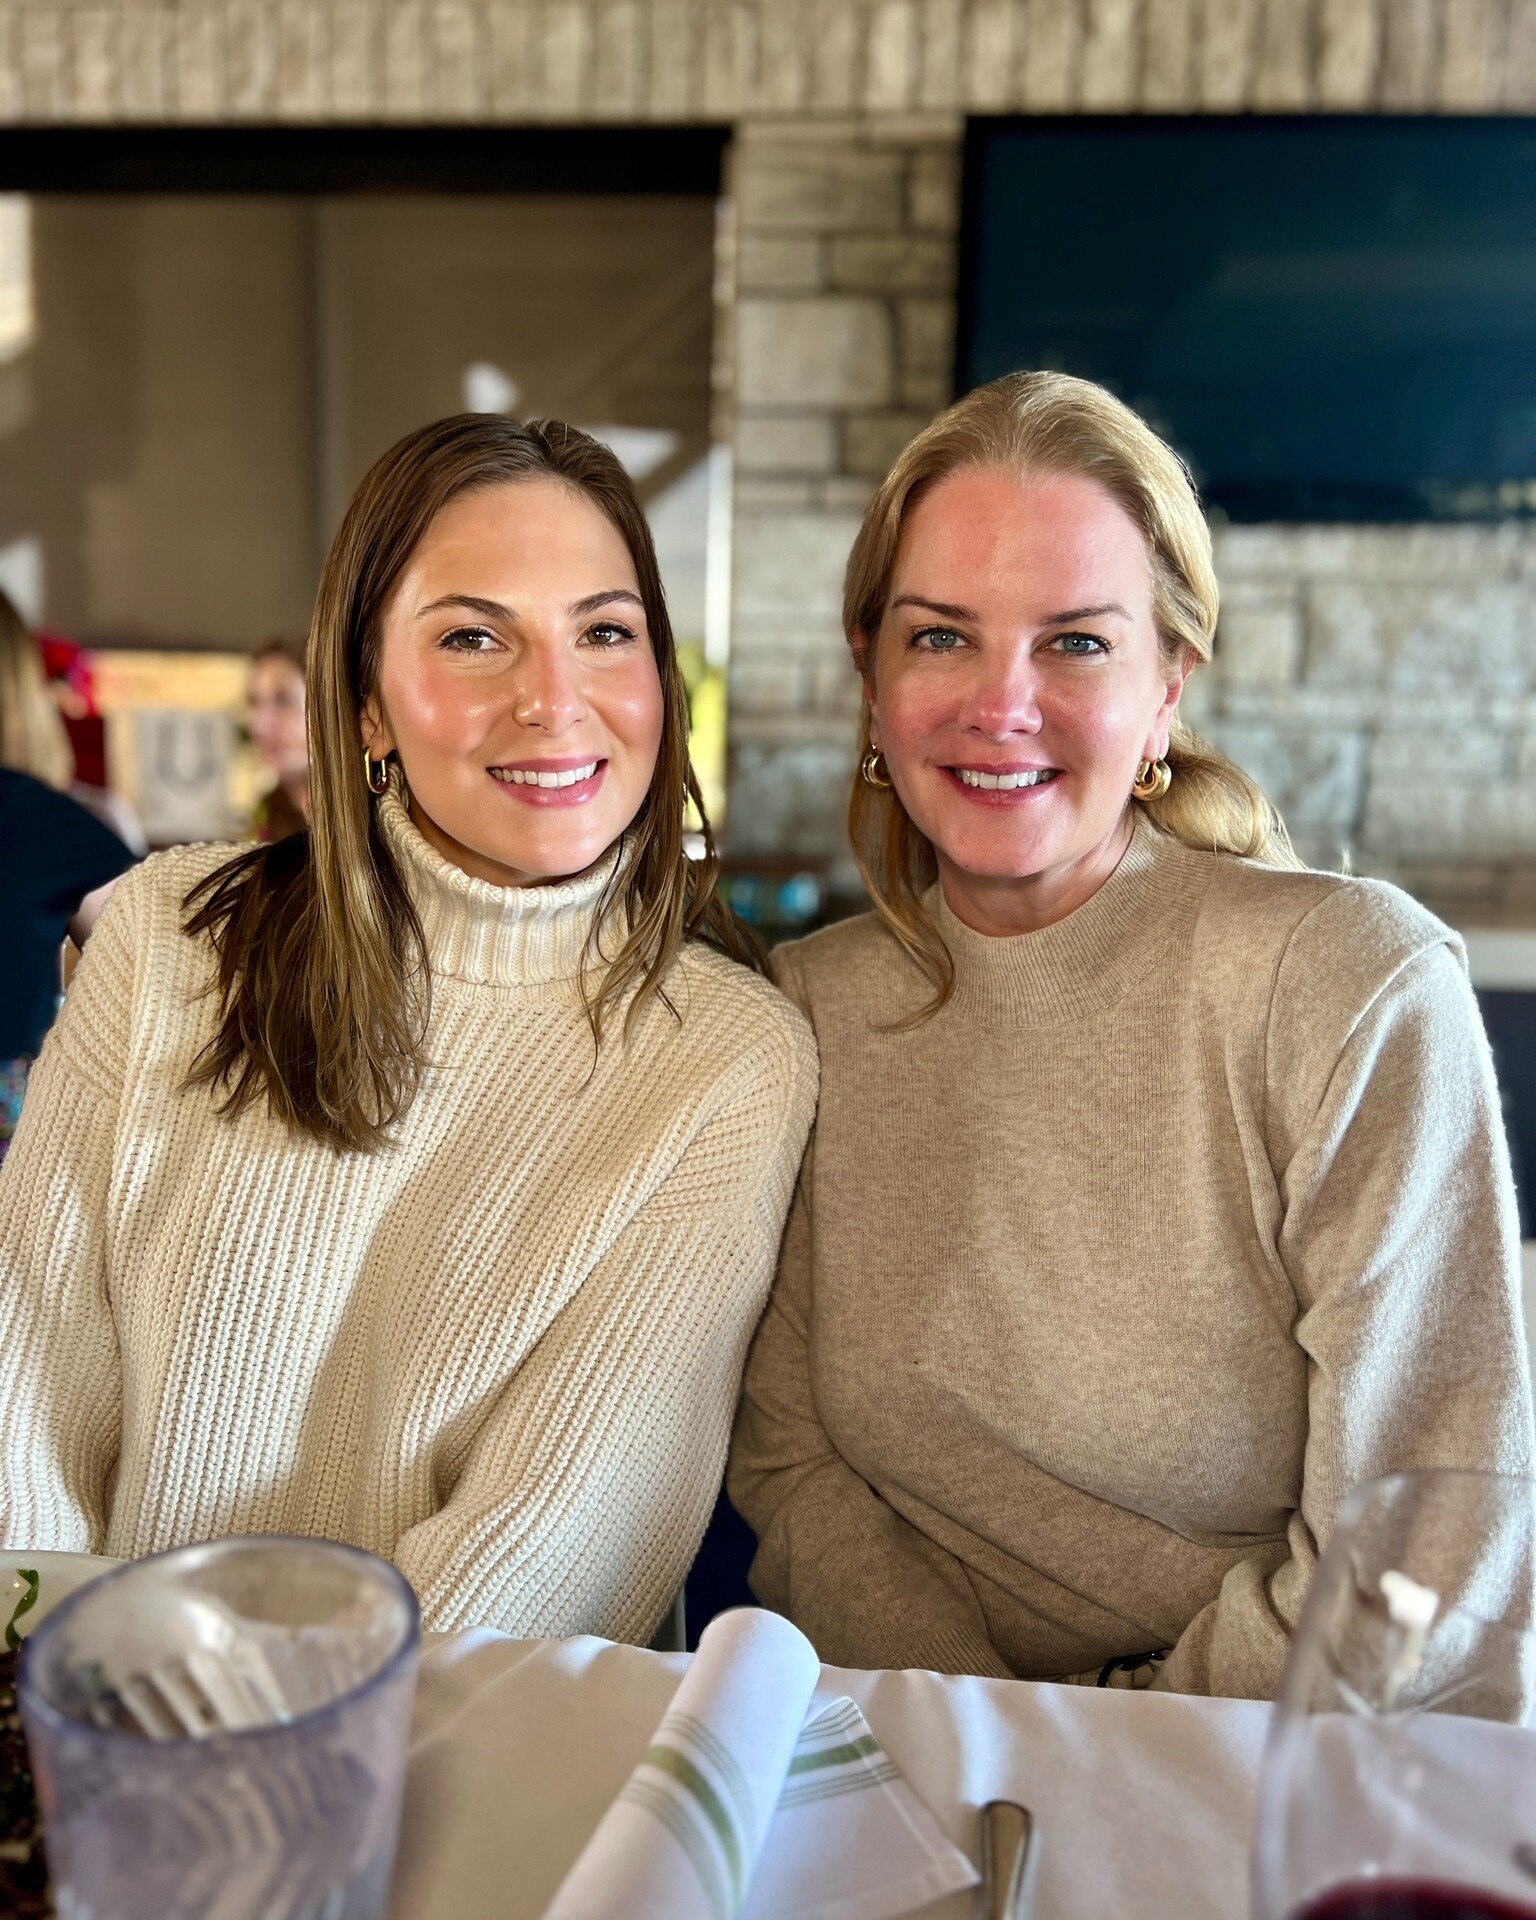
[{"xmin": 1294, "ymin": 1883, "xmax": 1536, "ymax": 1920}]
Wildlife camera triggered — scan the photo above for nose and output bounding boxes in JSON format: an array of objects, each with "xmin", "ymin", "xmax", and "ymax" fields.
[
  {"xmin": 511, "ymin": 639, "xmax": 588, "ymax": 733},
  {"xmin": 956, "ymin": 642, "xmax": 1042, "ymax": 740}
]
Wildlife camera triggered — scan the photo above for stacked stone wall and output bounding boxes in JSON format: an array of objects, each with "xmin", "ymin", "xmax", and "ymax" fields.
[
  {"xmin": 4, "ymin": 2, "xmax": 1536, "ymax": 123},
  {"xmin": 726, "ymin": 113, "xmax": 960, "ymax": 860},
  {"xmin": 1199, "ymin": 526, "xmax": 1536, "ymax": 911}
]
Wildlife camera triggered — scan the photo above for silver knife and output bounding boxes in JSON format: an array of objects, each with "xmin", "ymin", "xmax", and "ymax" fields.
[{"xmin": 980, "ymin": 1800, "xmax": 1036, "ymax": 1919}]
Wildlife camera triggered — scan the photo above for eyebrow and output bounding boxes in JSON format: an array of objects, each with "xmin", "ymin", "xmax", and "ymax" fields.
[
  {"xmin": 890, "ymin": 594, "xmax": 1133, "ymax": 627},
  {"xmin": 414, "ymin": 589, "xmax": 645, "ymax": 621}
]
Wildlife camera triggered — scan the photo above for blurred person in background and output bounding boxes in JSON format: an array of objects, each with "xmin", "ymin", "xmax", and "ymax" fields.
[
  {"xmin": 246, "ymin": 634, "xmax": 310, "ymax": 842},
  {"xmin": 0, "ymin": 415, "xmax": 814, "ymax": 1642},
  {"xmin": 37, "ymin": 627, "xmax": 147, "ymax": 856},
  {"xmin": 0, "ymin": 597, "xmax": 133, "ymax": 1163}
]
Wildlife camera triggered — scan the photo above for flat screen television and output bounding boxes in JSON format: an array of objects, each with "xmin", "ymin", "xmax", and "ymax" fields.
[{"xmin": 956, "ymin": 116, "xmax": 1536, "ymax": 522}]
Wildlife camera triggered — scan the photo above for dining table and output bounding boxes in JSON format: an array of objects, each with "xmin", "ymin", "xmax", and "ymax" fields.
[{"xmin": 390, "ymin": 1625, "xmax": 1275, "ymax": 1920}]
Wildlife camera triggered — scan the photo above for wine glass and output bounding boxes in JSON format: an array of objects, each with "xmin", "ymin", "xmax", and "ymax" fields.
[{"xmin": 1252, "ymin": 1469, "xmax": 1536, "ymax": 1920}]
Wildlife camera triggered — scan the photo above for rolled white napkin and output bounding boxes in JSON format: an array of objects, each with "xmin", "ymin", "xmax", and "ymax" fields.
[{"xmin": 541, "ymin": 1609, "xmax": 977, "ymax": 1920}]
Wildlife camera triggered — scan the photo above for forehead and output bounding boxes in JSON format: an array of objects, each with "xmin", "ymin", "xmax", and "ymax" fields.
[
  {"xmin": 251, "ymin": 653, "xmax": 303, "ymax": 690},
  {"xmin": 890, "ymin": 467, "xmax": 1153, "ymax": 621},
  {"xmin": 404, "ymin": 477, "xmax": 639, "ymax": 592}
]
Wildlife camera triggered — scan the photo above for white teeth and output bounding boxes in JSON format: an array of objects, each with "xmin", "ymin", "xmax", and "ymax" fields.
[
  {"xmin": 492, "ymin": 761, "xmax": 600, "ymax": 788},
  {"xmin": 956, "ymin": 768, "xmax": 1055, "ymax": 790}
]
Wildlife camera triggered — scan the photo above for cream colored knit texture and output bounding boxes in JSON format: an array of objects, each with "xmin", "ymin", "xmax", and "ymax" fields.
[
  {"xmin": 0, "ymin": 793, "xmax": 816, "ymax": 1642},
  {"xmin": 729, "ymin": 815, "xmax": 1536, "ymax": 1699}
]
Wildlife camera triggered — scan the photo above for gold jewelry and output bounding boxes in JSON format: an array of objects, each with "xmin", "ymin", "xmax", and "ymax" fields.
[
  {"xmin": 364, "ymin": 749, "xmax": 390, "ymax": 796},
  {"xmin": 861, "ymin": 747, "xmax": 892, "ymax": 790},
  {"xmin": 1132, "ymin": 757, "xmax": 1172, "ymax": 801}
]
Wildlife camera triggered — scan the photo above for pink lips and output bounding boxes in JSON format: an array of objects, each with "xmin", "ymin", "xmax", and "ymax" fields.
[{"xmin": 487, "ymin": 758, "xmax": 608, "ymax": 808}]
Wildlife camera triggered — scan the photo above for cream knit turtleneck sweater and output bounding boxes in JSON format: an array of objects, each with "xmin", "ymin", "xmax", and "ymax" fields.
[
  {"xmin": 729, "ymin": 815, "xmax": 1535, "ymax": 1699},
  {"xmin": 0, "ymin": 793, "xmax": 816, "ymax": 1642}
]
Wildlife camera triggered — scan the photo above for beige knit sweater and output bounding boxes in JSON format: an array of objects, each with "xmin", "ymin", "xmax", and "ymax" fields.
[
  {"xmin": 729, "ymin": 815, "xmax": 1535, "ymax": 1699},
  {"xmin": 0, "ymin": 792, "xmax": 816, "ymax": 1641}
]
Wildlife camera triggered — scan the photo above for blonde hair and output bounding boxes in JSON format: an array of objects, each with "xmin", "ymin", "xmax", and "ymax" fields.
[
  {"xmin": 845, "ymin": 370, "xmax": 1300, "ymax": 1016},
  {"xmin": 0, "ymin": 589, "xmax": 72, "ymax": 790},
  {"xmin": 185, "ymin": 414, "xmax": 758, "ymax": 1154}
]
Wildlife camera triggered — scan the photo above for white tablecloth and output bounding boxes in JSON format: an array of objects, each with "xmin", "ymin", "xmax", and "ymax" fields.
[{"xmin": 390, "ymin": 1630, "xmax": 1273, "ymax": 1920}]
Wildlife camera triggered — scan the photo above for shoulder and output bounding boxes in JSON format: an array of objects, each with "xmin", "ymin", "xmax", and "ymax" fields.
[
  {"xmin": 673, "ymin": 940, "xmax": 819, "ymax": 1104},
  {"xmin": 105, "ymin": 838, "xmax": 246, "ymax": 936},
  {"xmin": 767, "ymin": 909, "xmax": 902, "ymax": 1020},
  {"xmin": 1191, "ymin": 847, "xmax": 1458, "ymax": 1005},
  {"xmin": 0, "ymin": 768, "xmax": 133, "ymax": 877},
  {"xmin": 88, "ymin": 839, "xmax": 249, "ymax": 983},
  {"xmin": 1188, "ymin": 852, "xmax": 1472, "ymax": 1111}
]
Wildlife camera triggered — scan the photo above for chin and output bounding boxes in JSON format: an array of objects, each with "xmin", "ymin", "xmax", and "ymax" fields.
[{"xmin": 496, "ymin": 832, "xmax": 616, "ymax": 884}]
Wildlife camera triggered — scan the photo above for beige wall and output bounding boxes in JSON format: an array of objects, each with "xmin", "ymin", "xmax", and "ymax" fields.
[
  {"xmin": 0, "ymin": 191, "xmax": 715, "ymax": 654},
  {"xmin": 314, "ymin": 195, "xmax": 715, "ymax": 535},
  {"xmin": 0, "ymin": 197, "xmax": 317, "ymax": 648}
]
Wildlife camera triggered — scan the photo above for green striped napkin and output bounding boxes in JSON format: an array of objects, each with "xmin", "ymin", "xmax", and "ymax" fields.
[{"xmin": 542, "ymin": 1609, "xmax": 978, "ymax": 1920}]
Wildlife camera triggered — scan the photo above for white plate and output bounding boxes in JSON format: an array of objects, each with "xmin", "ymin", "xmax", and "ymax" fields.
[{"xmin": 1, "ymin": 1549, "xmax": 122, "ymax": 1642}]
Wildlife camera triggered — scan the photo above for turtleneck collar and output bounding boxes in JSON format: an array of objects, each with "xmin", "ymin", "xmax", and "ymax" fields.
[
  {"xmin": 930, "ymin": 810, "xmax": 1213, "ymax": 1028},
  {"xmin": 376, "ymin": 785, "xmax": 623, "ymax": 988}
]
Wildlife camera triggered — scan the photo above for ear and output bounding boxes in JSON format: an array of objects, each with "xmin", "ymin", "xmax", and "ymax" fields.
[
  {"xmin": 851, "ymin": 631, "xmax": 880, "ymax": 742},
  {"xmin": 1143, "ymin": 646, "xmax": 1196, "ymax": 761},
  {"xmin": 359, "ymin": 694, "xmax": 395, "ymax": 759}
]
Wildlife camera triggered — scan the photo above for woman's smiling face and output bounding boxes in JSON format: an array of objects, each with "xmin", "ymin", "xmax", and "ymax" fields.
[
  {"xmin": 363, "ymin": 476, "xmax": 665, "ymax": 889},
  {"xmin": 864, "ymin": 465, "xmax": 1191, "ymax": 934}
]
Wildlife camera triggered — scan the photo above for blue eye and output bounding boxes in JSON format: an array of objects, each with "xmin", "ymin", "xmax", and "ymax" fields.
[
  {"xmin": 910, "ymin": 626, "xmax": 966, "ymax": 653},
  {"xmin": 1053, "ymin": 632, "xmax": 1110, "ymax": 656}
]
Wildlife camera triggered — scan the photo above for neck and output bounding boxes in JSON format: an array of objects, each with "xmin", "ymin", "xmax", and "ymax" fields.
[
  {"xmin": 376, "ymin": 785, "xmax": 622, "ymax": 987},
  {"xmin": 937, "ymin": 807, "xmax": 1136, "ymax": 938}
]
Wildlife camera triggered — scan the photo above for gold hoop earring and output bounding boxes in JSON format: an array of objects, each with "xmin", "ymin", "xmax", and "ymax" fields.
[
  {"xmin": 1132, "ymin": 757, "xmax": 1172, "ymax": 801},
  {"xmin": 861, "ymin": 747, "xmax": 892, "ymax": 790},
  {"xmin": 364, "ymin": 749, "xmax": 390, "ymax": 797}
]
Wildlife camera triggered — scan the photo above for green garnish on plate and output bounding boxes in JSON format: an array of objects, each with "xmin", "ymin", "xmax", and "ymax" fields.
[{"xmin": 4, "ymin": 1569, "xmax": 39, "ymax": 1651}]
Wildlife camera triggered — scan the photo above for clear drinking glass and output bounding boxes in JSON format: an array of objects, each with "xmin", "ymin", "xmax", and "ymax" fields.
[
  {"xmin": 19, "ymin": 1535, "xmax": 420, "ymax": 1920},
  {"xmin": 1251, "ymin": 1470, "xmax": 1536, "ymax": 1920}
]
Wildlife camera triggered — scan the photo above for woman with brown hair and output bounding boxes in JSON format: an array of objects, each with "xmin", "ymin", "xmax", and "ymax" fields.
[
  {"xmin": 729, "ymin": 371, "xmax": 1533, "ymax": 1698},
  {"xmin": 245, "ymin": 634, "xmax": 310, "ymax": 842},
  {"xmin": 0, "ymin": 416, "xmax": 816, "ymax": 1642}
]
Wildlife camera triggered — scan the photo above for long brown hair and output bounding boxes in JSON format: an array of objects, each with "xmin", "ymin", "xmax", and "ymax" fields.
[
  {"xmin": 0, "ymin": 588, "xmax": 72, "ymax": 789},
  {"xmin": 845, "ymin": 370, "xmax": 1300, "ymax": 1019},
  {"xmin": 185, "ymin": 414, "xmax": 756, "ymax": 1152}
]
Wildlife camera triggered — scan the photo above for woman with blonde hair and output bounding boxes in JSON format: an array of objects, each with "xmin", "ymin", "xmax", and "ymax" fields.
[
  {"xmin": 729, "ymin": 371, "xmax": 1533, "ymax": 1698},
  {"xmin": 0, "ymin": 415, "xmax": 816, "ymax": 1641},
  {"xmin": 0, "ymin": 590, "xmax": 132, "ymax": 1161}
]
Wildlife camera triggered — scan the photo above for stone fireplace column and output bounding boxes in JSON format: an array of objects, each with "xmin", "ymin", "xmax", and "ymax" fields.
[{"xmin": 723, "ymin": 113, "xmax": 962, "ymax": 871}]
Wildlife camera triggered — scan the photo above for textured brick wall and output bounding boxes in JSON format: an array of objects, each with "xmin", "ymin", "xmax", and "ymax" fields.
[
  {"xmin": 2, "ymin": 0, "xmax": 1533, "ymax": 887},
  {"xmin": 3, "ymin": 2, "xmax": 1536, "ymax": 121},
  {"xmin": 725, "ymin": 113, "xmax": 960, "ymax": 859},
  {"xmin": 1197, "ymin": 526, "xmax": 1536, "ymax": 909}
]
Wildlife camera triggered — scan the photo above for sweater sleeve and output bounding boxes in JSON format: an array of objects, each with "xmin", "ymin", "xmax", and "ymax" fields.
[
  {"xmin": 728, "ymin": 1132, "xmax": 1016, "ymax": 1677},
  {"xmin": 391, "ymin": 1018, "xmax": 817, "ymax": 1642},
  {"xmin": 0, "ymin": 881, "xmax": 137, "ymax": 1552},
  {"xmin": 1151, "ymin": 909, "xmax": 1535, "ymax": 1700}
]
